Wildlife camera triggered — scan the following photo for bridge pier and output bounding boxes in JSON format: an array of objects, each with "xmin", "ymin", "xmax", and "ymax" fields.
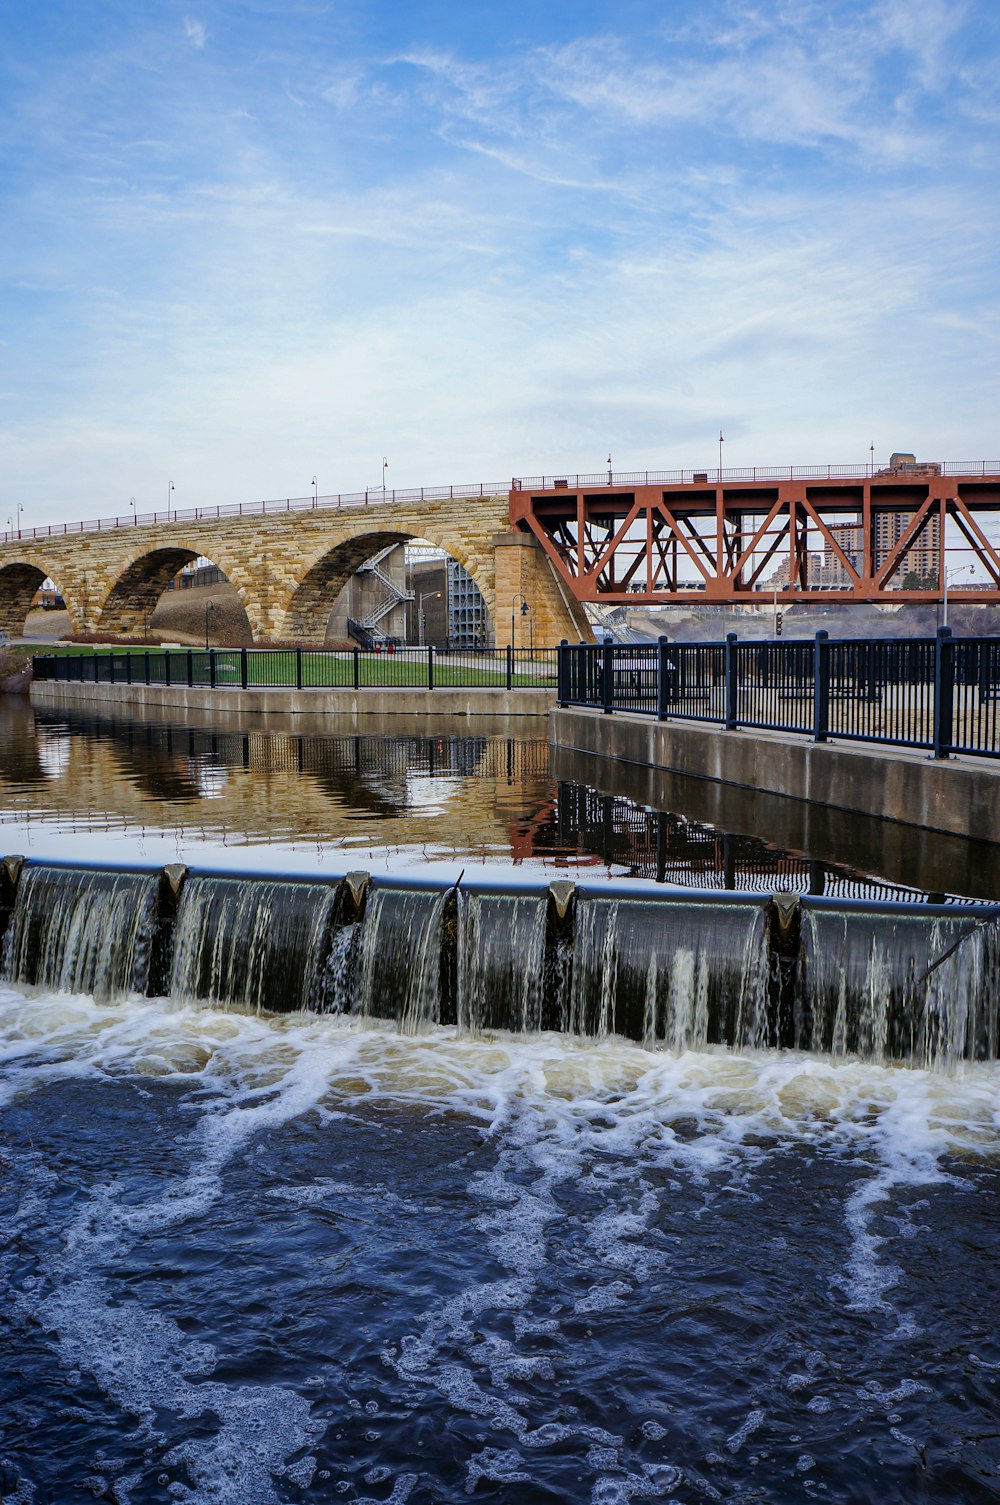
[{"xmin": 492, "ymin": 531, "xmax": 592, "ymax": 648}]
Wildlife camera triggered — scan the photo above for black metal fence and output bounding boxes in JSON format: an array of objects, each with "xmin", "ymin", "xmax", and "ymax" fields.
[
  {"xmin": 33, "ymin": 645, "xmax": 559, "ymax": 693},
  {"xmin": 558, "ymin": 630, "xmax": 1000, "ymax": 759}
]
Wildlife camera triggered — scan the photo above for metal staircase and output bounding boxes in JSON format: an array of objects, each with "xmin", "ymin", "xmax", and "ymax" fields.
[{"xmin": 354, "ymin": 545, "xmax": 414, "ymax": 643}]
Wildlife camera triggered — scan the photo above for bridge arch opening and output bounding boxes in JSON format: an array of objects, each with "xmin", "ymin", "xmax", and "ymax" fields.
[
  {"xmin": 95, "ymin": 547, "xmax": 253, "ymax": 645},
  {"xmin": 0, "ymin": 562, "xmax": 73, "ymax": 640},
  {"xmin": 282, "ymin": 531, "xmax": 494, "ymax": 648}
]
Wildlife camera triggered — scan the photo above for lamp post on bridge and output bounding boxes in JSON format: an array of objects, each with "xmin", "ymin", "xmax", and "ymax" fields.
[
  {"xmin": 312, "ymin": 476, "xmax": 318, "ymax": 508},
  {"xmin": 167, "ymin": 481, "xmax": 175, "ymax": 517},
  {"xmin": 382, "ymin": 458, "xmax": 388, "ymax": 502},
  {"xmin": 129, "ymin": 497, "xmax": 137, "ymax": 525}
]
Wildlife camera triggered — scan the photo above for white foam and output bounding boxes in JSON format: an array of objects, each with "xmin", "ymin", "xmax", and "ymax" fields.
[{"xmin": 5, "ymin": 985, "xmax": 1000, "ymax": 1493}]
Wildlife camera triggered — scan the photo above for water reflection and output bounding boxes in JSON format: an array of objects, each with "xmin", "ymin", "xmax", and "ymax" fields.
[{"xmin": 0, "ymin": 697, "xmax": 993, "ymax": 900}]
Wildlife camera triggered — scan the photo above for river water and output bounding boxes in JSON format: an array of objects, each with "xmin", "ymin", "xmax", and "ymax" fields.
[{"xmin": 1, "ymin": 699, "xmax": 999, "ymax": 1503}]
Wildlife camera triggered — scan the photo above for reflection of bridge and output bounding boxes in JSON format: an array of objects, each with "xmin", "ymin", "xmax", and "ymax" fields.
[
  {"xmin": 3, "ymin": 462, "xmax": 999, "ymax": 646},
  {"xmin": 0, "ymin": 701, "xmax": 556, "ymax": 855}
]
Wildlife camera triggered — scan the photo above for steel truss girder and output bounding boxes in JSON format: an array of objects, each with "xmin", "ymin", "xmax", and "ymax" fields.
[{"xmin": 511, "ymin": 478, "xmax": 1000, "ymax": 604}]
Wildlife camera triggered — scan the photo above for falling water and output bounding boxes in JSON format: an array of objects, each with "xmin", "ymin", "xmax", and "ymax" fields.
[
  {"xmin": 568, "ymin": 897, "xmax": 772, "ymax": 1049},
  {"xmin": 354, "ymin": 885, "xmax": 450, "ymax": 1032},
  {"xmin": 457, "ymin": 890, "xmax": 548, "ymax": 1034},
  {"xmin": 0, "ymin": 865, "xmax": 158, "ymax": 1001},
  {"xmin": 169, "ymin": 876, "xmax": 340, "ymax": 1013},
  {"xmin": 800, "ymin": 909, "xmax": 1000, "ymax": 1065}
]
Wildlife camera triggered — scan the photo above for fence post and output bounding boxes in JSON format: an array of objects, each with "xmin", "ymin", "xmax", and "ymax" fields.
[
  {"xmin": 186, "ymin": 649, "xmax": 193, "ymax": 687},
  {"xmin": 126, "ymin": 652, "xmax": 132, "ymax": 686},
  {"xmin": 724, "ymin": 632, "xmax": 738, "ymax": 730},
  {"xmin": 506, "ymin": 644, "xmax": 513, "ymax": 691},
  {"xmin": 240, "ymin": 647, "xmax": 248, "ymax": 690},
  {"xmin": 602, "ymin": 640, "xmax": 615, "ymax": 714},
  {"xmin": 353, "ymin": 646, "xmax": 360, "ymax": 690},
  {"xmin": 933, "ymin": 625, "xmax": 954, "ymax": 759},
  {"xmin": 813, "ymin": 630, "xmax": 829, "ymax": 743},
  {"xmin": 657, "ymin": 635, "xmax": 670, "ymax": 721},
  {"xmin": 144, "ymin": 650, "xmax": 150, "ymax": 686},
  {"xmin": 295, "ymin": 647, "xmax": 303, "ymax": 691},
  {"xmin": 557, "ymin": 640, "xmax": 568, "ymax": 706},
  {"xmin": 164, "ymin": 650, "xmax": 171, "ymax": 687},
  {"xmin": 428, "ymin": 645, "xmax": 435, "ymax": 691}
]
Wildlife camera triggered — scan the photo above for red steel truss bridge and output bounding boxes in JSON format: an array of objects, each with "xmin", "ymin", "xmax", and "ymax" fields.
[{"xmin": 509, "ymin": 462, "xmax": 1000, "ymax": 605}]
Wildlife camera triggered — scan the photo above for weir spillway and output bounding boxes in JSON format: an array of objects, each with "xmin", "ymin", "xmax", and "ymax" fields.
[{"xmin": 1, "ymin": 856, "xmax": 997, "ymax": 1068}]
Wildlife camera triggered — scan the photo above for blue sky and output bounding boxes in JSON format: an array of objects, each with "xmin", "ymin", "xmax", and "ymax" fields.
[{"xmin": 2, "ymin": 0, "xmax": 999, "ymax": 525}]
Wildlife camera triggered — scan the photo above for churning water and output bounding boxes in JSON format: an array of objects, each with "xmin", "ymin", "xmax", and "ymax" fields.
[{"xmin": 2, "ymin": 990, "xmax": 1000, "ymax": 1504}]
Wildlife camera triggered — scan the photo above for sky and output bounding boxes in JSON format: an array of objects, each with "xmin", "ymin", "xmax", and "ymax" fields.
[{"xmin": 1, "ymin": 0, "xmax": 999, "ymax": 527}]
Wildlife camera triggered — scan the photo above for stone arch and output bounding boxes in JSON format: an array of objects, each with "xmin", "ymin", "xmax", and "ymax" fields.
[
  {"xmin": 93, "ymin": 543, "xmax": 253, "ymax": 642},
  {"xmin": 275, "ymin": 526, "xmax": 496, "ymax": 645},
  {"xmin": 0, "ymin": 559, "xmax": 77, "ymax": 638}
]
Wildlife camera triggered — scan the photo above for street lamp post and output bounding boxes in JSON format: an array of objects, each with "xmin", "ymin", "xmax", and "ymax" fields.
[
  {"xmin": 312, "ymin": 476, "xmax": 318, "ymax": 507},
  {"xmin": 417, "ymin": 590, "xmax": 441, "ymax": 647},
  {"xmin": 511, "ymin": 592, "xmax": 530, "ymax": 651},
  {"xmin": 942, "ymin": 564, "xmax": 974, "ymax": 629},
  {"xmin": 204, "ymin": 599, "xmax": 215, "ymax": 650},
  {"xmin": 382, "ymin": 458, "xmax": 388, "ymax": 502},
  {"xmin": 167, "ymin": 481, "xmax": 175, "ymax": 516},
  {"xmin": 129, "ymin": 497, "xmax": 137, "ymax": 524}
]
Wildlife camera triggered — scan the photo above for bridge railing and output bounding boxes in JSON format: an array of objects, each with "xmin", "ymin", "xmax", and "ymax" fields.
[
  {"xmin": 0, "ymin": 481, "xmax": 509, "ymax": 546},
  {"xmin": 513, "ymin": 461, "xmax": 1000, "ymax": 490},
  {"xmin": 32, "ymin": 645, "xmax": 559, "ymax": 693},
  {"xmin": 558, "ymin": 630, "xmax": 1000, "ymax": 759},
  {"xmin": 4, "ymin": 461, "xmax": 1000, "ymax": 547}
]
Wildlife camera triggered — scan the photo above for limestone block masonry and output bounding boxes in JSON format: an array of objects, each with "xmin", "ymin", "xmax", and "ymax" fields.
[
  {"xmin": 552, "ymin": 706, "xmax": 1000, "ymax": 845},
  {"xmin": 0, "ymin": 495, "xmax": 592, "ymax": 646}
]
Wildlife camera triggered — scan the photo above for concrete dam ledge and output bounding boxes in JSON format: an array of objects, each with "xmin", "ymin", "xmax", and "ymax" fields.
[
  {"xmin": 29, "ymin": 679, "xmax": 556, "ymax": 720},
  {"xmin": 551, "ymin": 707, "xmax": 1000, "ymax": 846}
]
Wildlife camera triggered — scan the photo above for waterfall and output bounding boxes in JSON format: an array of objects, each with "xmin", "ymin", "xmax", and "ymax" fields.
[
  {"xmin": 568, "ymin": 897, "xmax": 772, "ymax": 1050},
  {"xmin": 3, "ymin": 858, "xmax": 998, "ymax": 1064},
  {"xmin": 457, "ymin": 891, "xmax": 548, "ymax": 1035},
  {"xmin": 354, "ymin": 886, "xmax": 450, "ymax": 1032},
  {"xmin": 800, "ymin": 909, "xmax": 1000, "ymax": 1066},
  {"xmin": 169, "ymin": 876, "xmax": 340, "ymax": 1014},
  {"xmin": 1, "ymin": 865, "xmax": 158, "ymax": 1001}
]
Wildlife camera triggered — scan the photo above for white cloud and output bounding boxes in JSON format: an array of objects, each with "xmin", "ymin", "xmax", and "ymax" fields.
[{"xmin": 183, "ymin": 17, "xmax": 207, "ymax": 50}]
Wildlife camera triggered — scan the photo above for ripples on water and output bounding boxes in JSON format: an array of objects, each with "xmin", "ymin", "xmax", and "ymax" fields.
[{"xmin": 3, "ymin": 988, "xmax": 1000, "ymax": 1503}]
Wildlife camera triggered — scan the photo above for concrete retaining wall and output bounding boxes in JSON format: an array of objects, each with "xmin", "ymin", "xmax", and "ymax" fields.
[
  {"xmin": 31, "ymin": 680, "xmax": 556, "ymax": 721},
  {"xmin": 552, "ymin": 707, "xmax": 1000, "ymax": 845}
]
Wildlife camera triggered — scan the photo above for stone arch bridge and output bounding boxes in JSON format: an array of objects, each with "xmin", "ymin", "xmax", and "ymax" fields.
[{"xmin": 0, "ymin": 492, "xmax": 590, "ymax": 647}]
